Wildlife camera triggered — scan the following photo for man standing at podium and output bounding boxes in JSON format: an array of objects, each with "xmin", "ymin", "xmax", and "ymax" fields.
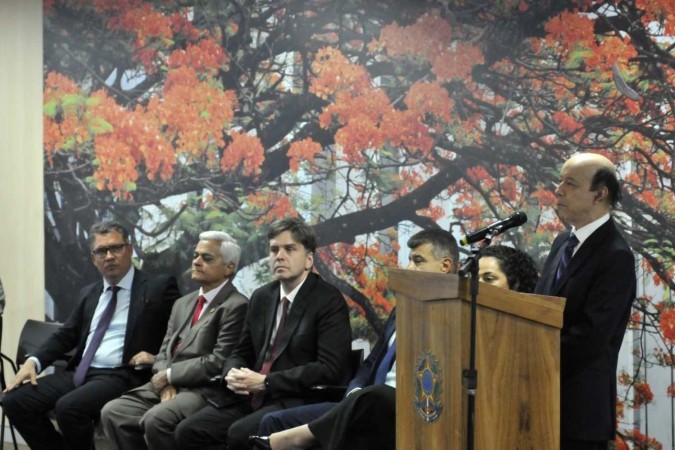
[
  {"xmin": 249, "ymin": 229, "xmax": 459, "ymax": 450},
  {"xmin": 535, "ymin": 153, "xmax": 636, "ymax": 450}
]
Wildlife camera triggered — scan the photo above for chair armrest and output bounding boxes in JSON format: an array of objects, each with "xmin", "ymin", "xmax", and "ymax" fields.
[
  {"xmin": 210, "ymin": 374, "xmax": 224, "ymax": 383},
  {"xmin": 310, "ymin": 384, "xmax": 347, "ymax": 402}
]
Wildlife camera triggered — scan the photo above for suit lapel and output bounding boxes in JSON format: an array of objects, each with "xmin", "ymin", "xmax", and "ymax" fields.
[
  {"xmin": 178, "ymin": 283, "xmax": 237, "ymax": 351},
  {"xmin": 124, "ymin": 270, "xmax": 147, "ymax": 350},
  {"xmin": 543, "ymin": 234, "xmax": 568, "ymax": 295},
  {"xmin": 551, "ymin": 220, "xmax": 613, "ymax": 295},
  {"xmin": 79, "ymin": 282, "xmax": 104, "ymax": 354},
  {"xmin": 258, "ymin": 284, "xmax": 282, "ymax": 366},
  {"xmin": 268, "ymin": 273, "xmax": 316, "ymax": 364},
  {"xmin": 166, "ymin": 291, "xmax": 198, "ymax": 359},
  {"xmin": 385, "ymin": 308, "xmax": 396, "ymax": 341}
]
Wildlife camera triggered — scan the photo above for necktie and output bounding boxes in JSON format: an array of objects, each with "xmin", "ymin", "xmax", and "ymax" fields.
[
  {"xmin": 173, "ymin": 295, "xmax": 207, "ymax": 355},
  {"xmin": 73, "ymin": 285, "xmax": 119, "ymax": 387},
  {"xmin": 374, "ymin": 339, "xmax": 396, "ymax": 384},
  {"xmin": 252, "ymin": 297, "xmax": 290, "ymax": 410},
  {"xmin": 555, "ymin": 233, "xmax": 579, "ymax": 283},
  {"xmin": 191, "ymin": 295, "xmax": 207, "ymax": 326}
]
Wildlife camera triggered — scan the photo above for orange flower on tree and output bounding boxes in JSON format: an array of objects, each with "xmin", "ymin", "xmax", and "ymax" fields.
[
  {"xmin": 659, "ymin": 307, "xmax": 675, "ymax": 343},
  {"xmin": 221, "ymin": 132, "xmax": 265, "ymax": 177},
  {"xmin": 633, "ymin": 380, "xmax": 654, "ymax": 407},
  {"xmin": 287, "ymin": 138, "xmax": 324, "ymax": 171}
]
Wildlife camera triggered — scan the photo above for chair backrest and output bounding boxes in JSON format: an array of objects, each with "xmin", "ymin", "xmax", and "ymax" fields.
[
  {"xmin": 15, "ymin": 319, "xmax": 63, "ymax": 366},
  {"xmin": 0, "ymin": 277, "xmax": 5, "ymax": 315}
]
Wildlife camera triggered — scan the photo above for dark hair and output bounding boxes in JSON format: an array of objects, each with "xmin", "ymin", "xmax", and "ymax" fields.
[
  {"xmin": 590, "ymin": 167, "xmax": 621, "ymax": 208},
  {"xmin": 407, "ymin": 229, "xmax": 459, "ymax": 266},
  {"xmin": 267, "ymin": 217, "xmax": 317, "ymax": 253},
  {"xmin": 481, "ymin": 245, "xmax": 539, "ymax": 293},
  {"xmin": 88, "ymin": 221, "xmax": 130, "ymax": 249}
]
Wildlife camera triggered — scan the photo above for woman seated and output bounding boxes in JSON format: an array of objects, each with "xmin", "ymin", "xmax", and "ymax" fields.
[{"xmin": 478, "ymin": 244, "xmax": 539, "ymax": 293}]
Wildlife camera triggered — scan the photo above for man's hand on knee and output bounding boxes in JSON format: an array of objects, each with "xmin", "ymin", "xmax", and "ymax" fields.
[{"xmin": 4, "ymin": 359, "xmax": 38, "ymax": 392}]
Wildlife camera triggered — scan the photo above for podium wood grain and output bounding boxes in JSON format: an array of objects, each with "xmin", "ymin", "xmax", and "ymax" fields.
[{"xmin": 389, "ymin": 269, "xmax": 565, "ymax": 450}]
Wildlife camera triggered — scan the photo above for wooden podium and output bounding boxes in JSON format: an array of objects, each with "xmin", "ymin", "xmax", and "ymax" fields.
[{"xmin": 389, "ymin": 269, "xmax": 565, "ymax": 450}]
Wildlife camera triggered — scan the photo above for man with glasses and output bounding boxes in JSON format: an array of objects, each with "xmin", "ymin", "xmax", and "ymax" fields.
[{"xmin": 3, "ymin": 220, "xmax": 180, "ymax": 450}]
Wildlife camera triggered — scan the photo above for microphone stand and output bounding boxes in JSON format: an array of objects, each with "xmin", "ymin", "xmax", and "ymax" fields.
[{"xmin": 458, "ymin": 232, "xmax": 494, "ymax": 450}]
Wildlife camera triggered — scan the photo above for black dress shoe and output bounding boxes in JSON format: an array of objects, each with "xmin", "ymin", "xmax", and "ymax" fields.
[{"xmin": 249, "ymin": 435, "xmax": 272, "ymax": 450}]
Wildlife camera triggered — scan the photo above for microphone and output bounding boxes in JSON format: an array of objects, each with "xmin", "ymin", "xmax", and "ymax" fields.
[{"xmin": 459, "ymin": 212, "xmax": 528, "ymax": 246}]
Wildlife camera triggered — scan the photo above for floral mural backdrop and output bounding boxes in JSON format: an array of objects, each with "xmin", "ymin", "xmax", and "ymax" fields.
[{"xmin": 42, "ymin": 0, "xmax": 673, "ymax": 447}]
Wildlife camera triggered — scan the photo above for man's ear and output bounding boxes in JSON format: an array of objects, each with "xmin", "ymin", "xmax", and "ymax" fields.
[
  {"xmin": 594, "ymin": 186, "xmax": 609, "ymax": 203},
  {"xmin": 305, "ymin": 251, "xmax": 314, "ymax": 270},
  {"xmin": 440, "ymin": 258, "xmax": 455, "ymax": 274}
]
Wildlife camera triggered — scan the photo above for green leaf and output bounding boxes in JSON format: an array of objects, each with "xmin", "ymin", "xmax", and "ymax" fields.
[
  {"xmin": 61, "ymin": 94, "xmax": 85, "ymax": 113},
  {"xmin": 44, "ymin": 100, "xmax": 59, "ymax": 117},
  {"xmin": 85, "ymin": 97, "xmax": 102, "ymax": 107},
  {"xmin": 88, "ymin": 117, "xmax": 114, "ymax": 134}
]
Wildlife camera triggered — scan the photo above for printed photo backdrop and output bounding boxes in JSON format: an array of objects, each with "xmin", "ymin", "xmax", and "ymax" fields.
[{"xmin": 42, "ymin": 1, "xmax": 673, "ymax": 447}]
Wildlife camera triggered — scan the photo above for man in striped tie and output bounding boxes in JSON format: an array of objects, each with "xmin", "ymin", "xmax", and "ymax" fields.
[
  {"xmin": 535, "ymin": 153, "xmax": 636, "ymax": 450},
  {"xmin": 100, "ymin": 231, "xmax": 249, "ymax": 450}
]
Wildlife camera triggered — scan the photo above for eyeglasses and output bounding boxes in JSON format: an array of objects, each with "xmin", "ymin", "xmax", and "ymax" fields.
[{"xmin": 91, "ymin": 243, "xmax": 128, "ymax": 258}]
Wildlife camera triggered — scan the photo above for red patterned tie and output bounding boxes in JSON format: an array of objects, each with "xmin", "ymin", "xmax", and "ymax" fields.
[
  {"xmin": 173, "ymin": 295, "xmax": 206, "ymax": 355},
  {"xmin": 252, "ymin": 297, "xmax": 289, "ymax": 409},
  {"xmin": 191, "ymin": 295, "xmax": 207, "ymax": 327}
]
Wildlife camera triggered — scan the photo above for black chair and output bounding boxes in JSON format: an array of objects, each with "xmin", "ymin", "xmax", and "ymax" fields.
[
  {"xmin": 0, "ymin": 319, "xmax": 65, "ymax": 449},
  {"xmin": 0, "ymin": 316, "xmax": 19, "ymax": 450}
]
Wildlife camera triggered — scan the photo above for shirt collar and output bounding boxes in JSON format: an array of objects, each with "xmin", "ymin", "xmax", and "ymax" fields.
[
  {"xmin": 199, "ymin": 278, "xmax": 230, "ymax": 304},
  {"xmin": 280, "ymin": 273, "xmax": 309, "ymax": 305},
  {"xmin": 572, "ymin": 213, "xmax": 610, "ymax": 249},
  {"xmin": 103, "ymin": 266, "xmax": 135, "ymax": 292}
]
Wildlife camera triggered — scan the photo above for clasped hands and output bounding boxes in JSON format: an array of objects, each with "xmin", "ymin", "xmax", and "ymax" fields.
[
  {"xmin": 151, "ymin": 369, "xmax": 177, "ymax": 402},
  {"xmin": 225, "ymin": 367, "xmax": 266, "ymax": 395}
]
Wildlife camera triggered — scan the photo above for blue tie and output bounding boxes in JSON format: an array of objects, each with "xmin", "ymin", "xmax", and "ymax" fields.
[
  {"xmin": 374, "ymin": 339, "xmax": 396, "ymax": 384},
  {"xmin": 73, "ymin": 286, "xmax": 119, "ymax": 387},
  {"xmin": 555, "ymin": 233, "xmax": 579, "ymax": 283}
]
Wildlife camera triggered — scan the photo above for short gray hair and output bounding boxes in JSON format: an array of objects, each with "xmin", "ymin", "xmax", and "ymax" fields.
[{"xmin": 199, "ymin": 231, "xmax": 241, "ymax": 272}]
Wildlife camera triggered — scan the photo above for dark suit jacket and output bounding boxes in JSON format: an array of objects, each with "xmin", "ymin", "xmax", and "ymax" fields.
[
  {"xmin": 346, "ymin": 308, "xmax": 396, "ymax": 392},
  {"xmin": 152, "ymin": 282, "xmax": 248, "ymax": 396},
  {"xmin": 34, "ymin": 269, "xmax": 180, "ymax": 383},
  {"xmin": 221, "ymin": 272, "xmax": 351, "ymax": 408},
  {"xmin": 535, "ymin": 218, "xmax": 635, "ymax": 441}
]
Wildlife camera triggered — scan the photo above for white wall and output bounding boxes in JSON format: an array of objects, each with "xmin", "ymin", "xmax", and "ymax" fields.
[{"xmin": 0, "ymin": 0, "xmax": 44, "ymax": 364}]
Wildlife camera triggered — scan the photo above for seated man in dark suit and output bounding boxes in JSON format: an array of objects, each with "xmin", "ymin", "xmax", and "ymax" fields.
[
  {"xmin": 100, "ymin": 231, "xmax": 249, "ymax": 449},
  {"xmin": 251, "ymin": 228, "xmax": 459, "ymax": 450},
  {"xmin": 174, "ymin": 217, "xmax": 352, "ymax": 450},
  {"xmin": 2, "ymin": 221, "xmax": 180, "ymax": 450}
]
